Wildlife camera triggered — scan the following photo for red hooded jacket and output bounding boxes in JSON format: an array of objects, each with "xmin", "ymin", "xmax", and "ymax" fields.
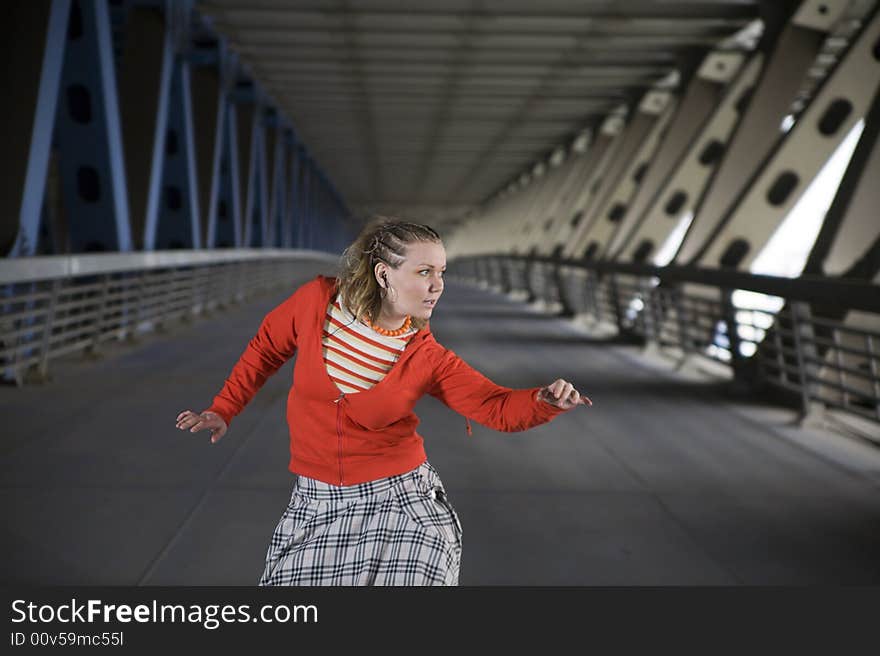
[{"xmin": 207, "ymin": 275, "xmax": 568, "ymax": 485}]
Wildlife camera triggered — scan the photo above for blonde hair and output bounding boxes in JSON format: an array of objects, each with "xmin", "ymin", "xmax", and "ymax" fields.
[{"xmin": 337, "ymin": 217, "xmax": 442, "ymax": 331}]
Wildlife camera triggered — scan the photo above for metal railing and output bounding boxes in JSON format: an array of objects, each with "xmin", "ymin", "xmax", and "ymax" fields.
[
  {"xmin": 0, "ymin": 249, "xmax": 336, "ymax": 386},
  {"xmin": 452, "ymin": 254, "xmax": 880, "ymax": 433}
]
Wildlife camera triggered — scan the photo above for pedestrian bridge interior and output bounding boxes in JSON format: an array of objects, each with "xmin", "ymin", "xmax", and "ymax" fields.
[{"xmin": 1, "ymin": 0, "xmax": 879, "ymax": 585}]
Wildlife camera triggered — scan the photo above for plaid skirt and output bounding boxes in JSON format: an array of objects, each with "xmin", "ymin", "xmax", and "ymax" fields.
[{"xmin": 258, "ymin": 461, "xmax": 463, "ymax": 586}]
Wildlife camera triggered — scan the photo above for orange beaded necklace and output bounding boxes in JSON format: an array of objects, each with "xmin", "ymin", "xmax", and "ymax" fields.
[{"xmin": 364, "ymin": 314, "xmax": 412, "ymax": 337}]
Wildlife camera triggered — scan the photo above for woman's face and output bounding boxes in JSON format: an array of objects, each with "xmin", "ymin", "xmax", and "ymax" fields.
[{"xmin": 377, "ymin": 240, "xmax": 446, "ymax": 321}]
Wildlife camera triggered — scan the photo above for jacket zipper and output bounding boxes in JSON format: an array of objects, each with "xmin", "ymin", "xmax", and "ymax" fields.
[
  {"xmin": 336, "ymin": 391, "xmax": 346, "ymax": 485},
  {"xmin": 320, "ymin": 306, "xmax": 427, "ymax": 484}
]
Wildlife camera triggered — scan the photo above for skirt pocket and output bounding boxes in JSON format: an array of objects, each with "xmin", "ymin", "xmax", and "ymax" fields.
[
  {"xmin": 435, "ymin": 488, "xmax": 463, "ymax": 540},
  {"xmin": 392, "ymin": 476, "xmax": 462, "ymax": 551}
]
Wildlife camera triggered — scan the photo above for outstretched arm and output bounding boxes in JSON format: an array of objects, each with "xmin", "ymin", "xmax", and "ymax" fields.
[
  {"xmin": 428, "ymin": 348, "xmax": 590, "ymax": 433},
  {"xmin": 205, "ymin": 287, "xmax": 303, "ymax": 426}
]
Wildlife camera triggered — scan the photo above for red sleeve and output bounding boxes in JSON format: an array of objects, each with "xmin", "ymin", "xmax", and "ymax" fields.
[
  {"xmin": 205, "ymin": 281, "xmax": 311, "ymax": 426},
  {"xmin": 427, "ymin": 347, "xmax": 568, "ymax": 433}
]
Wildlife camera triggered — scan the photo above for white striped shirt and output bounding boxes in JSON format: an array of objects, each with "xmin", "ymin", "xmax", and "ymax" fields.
[{"xmin": 321, "ymin": 295, "xmax": 417, "ymax": 394}]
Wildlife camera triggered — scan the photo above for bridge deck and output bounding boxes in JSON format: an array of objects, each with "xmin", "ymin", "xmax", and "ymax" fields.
[{"xmin": 3, "ymin": 262, "xmax": 880, "ymax": 585}]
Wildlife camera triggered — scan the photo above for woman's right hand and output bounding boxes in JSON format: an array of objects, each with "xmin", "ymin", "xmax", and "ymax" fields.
[{"xmin": 176, "ymin": 409, "xmax": 228, "ymax": 443}]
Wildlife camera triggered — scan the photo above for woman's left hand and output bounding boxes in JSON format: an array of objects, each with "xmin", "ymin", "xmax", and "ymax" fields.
[{"xmin": 536, "ymin": 378, "xmax": 592, "ymax": 410}]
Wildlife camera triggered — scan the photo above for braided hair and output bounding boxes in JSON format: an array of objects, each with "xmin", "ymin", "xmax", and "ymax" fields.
[{"xmin": 337, "ymin": 217, "xmax": 442, "ymax": 330}]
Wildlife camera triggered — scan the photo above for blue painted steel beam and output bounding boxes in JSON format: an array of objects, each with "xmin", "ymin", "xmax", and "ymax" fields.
[
  {"xmin": 283, "ymin": 130, "xmax": 300, "ymax": 248},
  {"xmin": 206, "ymin": 42, "xmax": 243, "ymax": 249},
  {"xmin": 267, "ymin": 124, "xmax": 287, "ymax": 247},
  {"xmin": 143, "ymin": 24, "xmax": 201, "ymax": 250},
  {"xmin": 56, "ymin": 0, "xmax": 133, "ymax": 253},
  {"xmin": 9, "ymin": 0, "xmax": 71, "ymax": 257},
  {"xmin": 142, "ymin": 0, "xmax": 202, "ymax": 250},
  {"xmin": 302, "ymin": 154, "xmax": 314, "ymax": 249},
  {"xmin": 188, "ymin": 46, "xmax": 219, "ymax": 67},
  {"xmin": 293, "ymin": 146, "xmax": 306, "ymax": 248},
  {"xmin": 242, "ymin": 103, "xmax": 269, "ymax": 247},
  {"xmin": 13, "ymin": 0, "xmax": 133, "ymax": 255},
  {"xmin": 317, "ymin": 171, "xmax": 330, "ymax": 252}
]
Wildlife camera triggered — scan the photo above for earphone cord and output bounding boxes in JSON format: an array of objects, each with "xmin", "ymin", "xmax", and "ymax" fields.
[
  {"xmin": 324, "ymin": 295, "xmax": 360, "ymax": 339},
  {"xmin": 325, "ymin": 315, "xmax": 357, "ymax": 339}
]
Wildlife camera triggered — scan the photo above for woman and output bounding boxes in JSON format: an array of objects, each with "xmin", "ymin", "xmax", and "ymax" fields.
[{"xmin": 175, "ymin": 219, "xmax": 591, "ymax": 586}]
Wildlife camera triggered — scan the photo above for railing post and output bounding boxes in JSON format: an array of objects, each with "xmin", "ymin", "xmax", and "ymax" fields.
[
  {"xmin": 33, "ymin": 278, "xmax": 62, "ymax": 382},
  {"xmin": 236, "ymin": 261, "xmax": 247, "ymax": 302},
  {"xmin": 156, "ymin": 268, "xmax": 175, "ymax": 333},
  {"xmin": 522, "ymin": 256, "xmax": 537, "ymax": 303},
  {"xmin": 644, "ymin": 281, "xmax": 659, "ymax": 342},
  {"xmin": 500, "ymin": 257, "xmax": 513, "ymax": 294},
  {"xmin": 833, "ymin": 328, "xmax": 847, "ymax": 408},
  {"xmin": 8, "ymin": 282, "xmax": 41, "ymax": 386},
  {"xmin": 720, "ymin": 288, "xmax": 749, "ymax": 388},
  {"xmin": 673, "ymin": 285, "xmax": 691, "ymax": 360},
  {"xmin": 639, "ymin": 279, "xmax": 658, "ymax": 359},
  {"xmin": 542, "ymin": 261, "xmax": 555, "ymax": 306},
  {"xmin": 8, "ymin": 342, "xmax": 24, "ymax": 387},
  {"xmin": 772, "ymin": 321, "xmax": 787, "ymax": 387},
  {"xmin": 227, "ymin": 262, "xmax": 239, "ymax": 305},
  {"xmin": 490, "ymin": 257, "xmax": 503, "ymax": 291},
  {"xmin": 585, "ymin": 270, "xmax": 600, "ymax": 323},
  {"xmin": 200, "ymin": 264, "xmax": 215, "ymax": 316},
  {"xmin": 866, "ymin": 334, "xmax": 880, "ymax": 422},
  {"xmin": 673, "ymin": 285, "xmax": 710, "ymax": 378},
  {"xmin": 553, "ymin": 261, "xmax": 576, "ymax": 318},
  {"xmin": 477, "ymin": 257, "xmax": 490, "ymax": 287},
  {"xmin": 474, "ymin": 258, "xmax": 494, "ymax": 287},
  {"xmin": 789, "ymin": 301, "xmax": 825, "ymax": 425},
  {"xmin": 85, "ymin": 274, "xmax": 110, "ymax": 357},
  {"xmin": 537, "ymin": 261, "xmax": 549, "ymax": 303},
  {"xmin": 186, "ymin": 266, "xmax": 200, "ymax": 321},
  {"xmin": 608, "ymin": 273, "xmax": 626, "ymax": 334},
  {"xmin": 219, "ymin": 262, "xmax": 233, "ymax": 308},
  {"xmin": 128, "ymin": 270, "xmax": 146, "ymax": 343}
]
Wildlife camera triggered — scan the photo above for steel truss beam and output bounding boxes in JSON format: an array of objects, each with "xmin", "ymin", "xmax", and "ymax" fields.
[
  {"xmin": 674, "ymin": 0, "xmax": 849, "ymax": 265},
  {"xmin": 569, "ymin": 90, "xmax": 679, "ymax": 260},
  {"xmin": 141, "ymin": 1, "xmax": 202, "ymax": 251},
  {"xmin": 613, "ymin": 52, "xmax": 760, "ymax": 263},
  {"xmin": 588, "ymin": 49, "xmax": 744, "ymax": 265},
  {"xmin": 691, "ymin": 2, "xmax": 880, "ymax": 270},
  {"xmin": 9, "ymin": 0, "xmax": 133, "ymax": 257}
]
